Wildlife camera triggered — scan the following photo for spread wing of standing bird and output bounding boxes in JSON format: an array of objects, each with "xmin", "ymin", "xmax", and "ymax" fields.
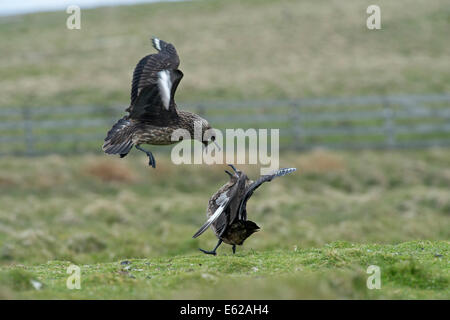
[
  {"xmin": 193, "ymin": 165, "xmax": 297, "ymax": 255},
  {"xmin": 102, "ymin": 37, "xmax": 216, "ymax": 168}
]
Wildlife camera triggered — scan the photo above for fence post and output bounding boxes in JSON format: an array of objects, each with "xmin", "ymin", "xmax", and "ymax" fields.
[
  {"xmin": 382, "ymin": 97, "xmax": 395, "ymax": 148},
  {"xmin": 22, "ymin": 106, "xmax": 35, "ymax": 156},
  {"xmin": 291, "ymin": 101, "xmax": 302, "ymax": 150}
]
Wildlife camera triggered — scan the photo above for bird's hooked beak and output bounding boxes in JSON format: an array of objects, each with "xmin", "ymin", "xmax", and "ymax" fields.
[
  {"xmin": 249, "ymin": 224, "xmax": 260, "ymax": 234},
  {"xmin": 224, "ymin": 170, "xmax": 233, "ymax": 178},
  {"xmin": 228, "ymin": 164, "xmax": 241, "ymax": 177},
  {"xmin": 203, "ymin": 137, "xmax": 221, "ymax": 152}
]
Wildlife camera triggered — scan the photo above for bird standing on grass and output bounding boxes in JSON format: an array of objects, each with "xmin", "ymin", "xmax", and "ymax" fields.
[
  {"xmin": 193, "ymin": 165, "xmax": 296, "ymax": 255},
  {"xmin": 102, "ymin": 37, "xmax": 217, "ymax": 168}
]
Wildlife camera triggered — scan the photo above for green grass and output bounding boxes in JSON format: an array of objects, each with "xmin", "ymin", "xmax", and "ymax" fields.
[
  {"xmin": 0, "ymin": 241, "xmax": 448, "ymax": 299},
  {"xmin": 0, "ymin": 149, "xmax": 449, "ymax": 298},
  {"xmin": 0, "ymin": 0, "xmax": 449, "ymax": 108}
]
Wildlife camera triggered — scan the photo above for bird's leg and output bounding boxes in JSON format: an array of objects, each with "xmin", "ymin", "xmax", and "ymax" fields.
[
  {"xmin": 199, "ymin": 239, "xmax": 223, "ymax": 256},
  {"xmin": 135, "ymin": 145, "xmax": 156, "ymax": 168},
  {"xmin": 232, "ymin": 245, "xmax": 236, "ymax": 254}
]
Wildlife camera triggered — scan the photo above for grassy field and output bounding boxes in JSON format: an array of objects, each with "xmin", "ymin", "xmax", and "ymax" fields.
[
  {"xmin": 0, "ymin": 0, "xmax": 449, "ymax": 299},
  {"xmin": 0, "ymin": 150, "xmax": 449, "ymax": 299},
  {"xmin": 1, "ymin": 241, "xmax": 448, "ymax": 299}
]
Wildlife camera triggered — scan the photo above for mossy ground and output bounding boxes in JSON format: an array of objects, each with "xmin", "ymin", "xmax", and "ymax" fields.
[{"xmin": 0, "ymin": 241, "xmax": 447, "ymax": 299}]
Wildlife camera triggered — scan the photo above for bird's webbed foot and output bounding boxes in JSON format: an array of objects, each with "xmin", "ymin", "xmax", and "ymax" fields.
[
  {"xmin": 135, "ymin": 145, "xmax": 156, "ymax": 168},
  {"xmin": 198, "ymin": 248, "xmax": 217, "ymax": 256},
  {"xmin": 199, "ymin": 239, "xmax": 223, "ymax": 256}
]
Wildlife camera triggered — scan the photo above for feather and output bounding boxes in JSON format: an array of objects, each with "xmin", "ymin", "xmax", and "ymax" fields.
[
  {"xmin": 126, "ymin": 38, "xmax": 181, "ymax": 118},
  {"xmin": 193, "ymin": 202, "xmax": 227, "ymax": 238},
  {"xmin": 152, "ymin": 37, "xmax": 161, "ymax": 51},
  {"xmin": 157, "ymin": 70, "xmax": 172, "ymax": 110},
  {"xmin": 102, "ymin": 117, "xmax": 134, "ymax": 155}
]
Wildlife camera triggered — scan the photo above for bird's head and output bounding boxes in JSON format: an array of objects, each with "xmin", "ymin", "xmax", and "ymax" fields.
[
  {"xmin": 230, "ymin": 220, "xmax": 261, "ymax": 245},
  {"xmin": 178, "ymin": 111, "xmax": 219, "ymax": 149},
  {"xmin": 198, "ymin": 117, "xmax": 220, "ymax": 150},
  {"xmin": 224, "ymin": 164, "xmax": 247, "ymax": 182},
  {"xmin": 244, "ymin": 220, "xmax": 260, "ymax": 235},
  {"xmin": 201, "ymin": 119, "xmax": 215, "ymax": 147}
]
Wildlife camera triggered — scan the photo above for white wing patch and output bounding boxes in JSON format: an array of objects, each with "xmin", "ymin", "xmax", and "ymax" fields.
[
  {"xmin": 157, "ymin": 70, "xmax": 172, "ymax": 110},
  {"xmin": 152, "ymin": 38, "xmax": 161, "ymax": 51},
  {"xmin": 215, "ymin": 192, "xmax": 229, "ymax": 207}
]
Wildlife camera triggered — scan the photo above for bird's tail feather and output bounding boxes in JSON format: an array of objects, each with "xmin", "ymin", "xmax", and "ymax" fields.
[{"xmin": 102, "ymin": 117, "xmax": 134, "ymax": 156}]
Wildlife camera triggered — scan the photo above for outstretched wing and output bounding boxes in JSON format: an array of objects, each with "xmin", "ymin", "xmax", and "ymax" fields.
[
  {"xmin": 126, "ymin": 38, "xmax": 183, "ymax": 120},
  {"xmin": 238, "ymin": 168, "xmax": 297, "ymax": 220},
  {"xmin": 192, "ymin": 192, "xmax": 232, "ymax": 238}
]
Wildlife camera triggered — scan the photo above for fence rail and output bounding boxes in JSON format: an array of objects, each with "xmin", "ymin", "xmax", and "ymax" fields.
[{"xmin": 0, "ymin": 93, "xmax": 449, "ymax": 156}]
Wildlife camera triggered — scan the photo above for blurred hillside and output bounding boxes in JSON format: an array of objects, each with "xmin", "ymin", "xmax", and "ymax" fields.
[
  {"xmin": 0, "ymin": 150, "xmax": 449, "ymax": 265},
  {"xmin": 0, "ymin": 1, "xmax": 449, "ymax": 299},
  {"xmin": 0, "ymin": 0, "xmax": 449, "ymax": 109}
]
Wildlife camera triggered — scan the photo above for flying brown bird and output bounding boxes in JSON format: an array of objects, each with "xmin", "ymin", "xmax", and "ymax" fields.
[
  {"xmin": 193, "ymin": 165, "xmax": 296, "ymax": 255},
  {"xmin": 102, "ymin": 37, "xmax": 217, "ymax": 168}
]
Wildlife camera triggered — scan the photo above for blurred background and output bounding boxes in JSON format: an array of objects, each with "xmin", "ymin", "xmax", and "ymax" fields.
[{"xmin": 0, "ymin": 0, "xmax": 449, "ymax": 299}]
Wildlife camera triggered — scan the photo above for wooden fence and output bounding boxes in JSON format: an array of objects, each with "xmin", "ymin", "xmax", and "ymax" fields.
[{"xmin": 0, "ymin": 94, "xmax": 449, "ymax": 156}]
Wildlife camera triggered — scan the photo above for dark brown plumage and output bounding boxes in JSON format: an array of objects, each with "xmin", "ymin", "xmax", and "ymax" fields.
[
  {"xmin": 102, "ymin": 37, "xmax": 216, "ymax": 168},
  {"xmin": 193, "ymin": 165, "xmax": 297, "ymax": 255}
]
